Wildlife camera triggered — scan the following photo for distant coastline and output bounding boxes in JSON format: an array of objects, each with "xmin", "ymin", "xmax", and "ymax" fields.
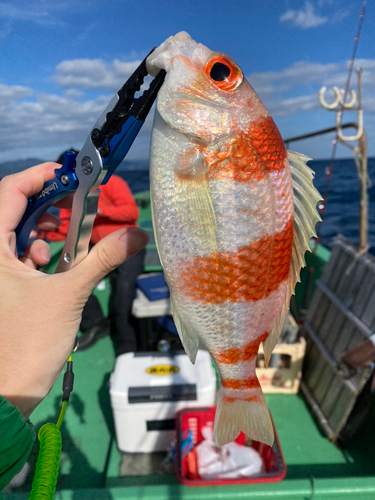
[
  {"xmin": 0, "ymin": 158, "xmax": 150, "ymax": 179},
  {"xmin": 1, "ymin": 156, "xmax": 374, "ymax": 254},
  {"xmin": 1, "ymin": 156, "xmax": 375, "ymax": 179}
]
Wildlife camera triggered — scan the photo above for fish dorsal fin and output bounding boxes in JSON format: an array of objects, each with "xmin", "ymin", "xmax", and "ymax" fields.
[
  {"xmin": 287, "ymin": 150, "xmax": 322, "ymax": 295},
  {"xmin": 262, "ymin": 150, "xmax": 322, "ymax": 365}
]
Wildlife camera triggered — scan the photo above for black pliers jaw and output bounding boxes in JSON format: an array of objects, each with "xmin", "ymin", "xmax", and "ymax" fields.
[{"xmin": 16, "ymin": 50, "xmax": 166, "ymax": 273}]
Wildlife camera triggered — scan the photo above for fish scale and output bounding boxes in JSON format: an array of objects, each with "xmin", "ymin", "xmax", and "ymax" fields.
[{"xmin": 148, "ymin": 32, "xmax": 321, "ymax": 446}]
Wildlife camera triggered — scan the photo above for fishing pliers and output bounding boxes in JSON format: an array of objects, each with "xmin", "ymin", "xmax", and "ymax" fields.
[{"xmin": 16, "ymin": 50, "xmax": 165, "ymax": 273}]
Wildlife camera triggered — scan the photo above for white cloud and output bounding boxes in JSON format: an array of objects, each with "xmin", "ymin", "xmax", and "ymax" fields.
[
  {"xmin": 63, "ymin": 88, "xmax": 84, "ymax": 99},
  {"xmin": 247, "ymin": 58, "xmax": 375, "ymax": 118},
  {"xmin": 0, "ymin": 74, "xmax": 156, "ymax": 162},
  {"xmin": 248, "ymin": 61, "xmax": 340, "ymax": 96},
  {"xmin": 266, "ymin": 94, "xmax": 319, "ymax": 117},
  {"xmin": 280, "ymin": 2, "xmax": 327, "ymax": 29},
  {"xmin": 0, "ymin": 0, "xmax": 93, "ymax": 33},
  {"xmin": 280, "ymin": 1, "xmax": 349, "ymax": 29},
  {"xmin": 0, "ymin": 2, "xmax": 64, "ymax": 26},
  {"xmin": 53, "ymin": 58, "xmax": 142, "ymax": 90},
  {"xmin": 0, "ymin": 83, "xmax": 33, "ymax": 101},
  {"xmin": 0, "ymin": 85, "xmax": 111, "ymax": 153},
  {"xmin": 0, "ymin": 54, "xmax": 373, "ymax": 162}
]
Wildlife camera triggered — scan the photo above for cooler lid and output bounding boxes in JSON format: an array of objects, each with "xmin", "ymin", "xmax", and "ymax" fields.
[
  {"xmin": 136, "ymin": 273, "xmax": 170, "ymax": 301},
  {"xmin": 110, "ymin": 350, "xmax": 215, "ymax": 396}
]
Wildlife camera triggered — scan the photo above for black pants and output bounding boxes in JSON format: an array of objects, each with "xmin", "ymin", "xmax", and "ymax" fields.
[{"xmin": 80, "ymin": 248, "xmax": 146, "ymax": 354}]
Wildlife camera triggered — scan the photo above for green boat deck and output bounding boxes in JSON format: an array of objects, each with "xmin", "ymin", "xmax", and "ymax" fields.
[
  {"xmin": 5, "ymin": 198, "xmax": 375, "ymax": 499},
  {"xmin": 7, "ymin": 321, "xmax": 375, "ymax": 499}
]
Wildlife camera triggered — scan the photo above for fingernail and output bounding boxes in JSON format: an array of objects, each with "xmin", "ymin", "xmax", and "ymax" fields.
[
  {"xmin": 120, "ymin": 228, "xmax": 150, "ymax": 256},
  {"xmin": 41, "ymin": 247, "xmax": 51, "ymax": 262}
]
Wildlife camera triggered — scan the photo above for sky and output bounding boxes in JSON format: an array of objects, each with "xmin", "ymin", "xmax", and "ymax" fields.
[{"xmin": 0, "ymin": 0, "xmax": 373, "ymax": 163}]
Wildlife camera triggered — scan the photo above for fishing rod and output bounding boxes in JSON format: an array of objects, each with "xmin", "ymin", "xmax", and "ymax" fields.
[{"xmin": 300, "ymin": 0, "xmax": 367, "ymax": 314}]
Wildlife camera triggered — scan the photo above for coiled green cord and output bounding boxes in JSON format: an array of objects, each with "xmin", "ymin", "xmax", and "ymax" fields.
[
  {"xmin": 29, "ymin": 355, "xmax": 73, "ymax": 500},
  {"xmin": 29, "ymin": 423, "xmax": 62, "ymax": 499}
]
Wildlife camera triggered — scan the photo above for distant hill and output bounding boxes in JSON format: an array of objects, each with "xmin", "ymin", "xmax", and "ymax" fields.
[{"xmin": 0, "ymin": 158, "xmax": 45, "ymax": 179}]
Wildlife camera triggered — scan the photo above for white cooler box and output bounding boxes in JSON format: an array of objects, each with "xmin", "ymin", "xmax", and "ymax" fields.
[{"xmin": 109, "ymin": 350, "xmax": 216, "ymax": 453}]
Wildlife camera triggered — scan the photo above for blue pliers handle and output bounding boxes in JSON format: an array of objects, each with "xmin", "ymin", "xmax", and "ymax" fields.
[
  {"xmin": 16, "ymin": 152, "xmax": 78, "ymax": 253},
  {"xmin": 16, "ymin": 51, "xmax": 165, "ymax": 272}
]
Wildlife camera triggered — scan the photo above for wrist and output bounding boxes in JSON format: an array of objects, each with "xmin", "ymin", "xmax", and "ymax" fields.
[{"xmin": 0, "ymin": 354, "xmax": 65, "ymax": 420}]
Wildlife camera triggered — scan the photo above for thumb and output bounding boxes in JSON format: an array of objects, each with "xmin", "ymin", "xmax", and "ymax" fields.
[{"xmin": 70, "ymin": 227, "xmax": 149, "ymax": 295}]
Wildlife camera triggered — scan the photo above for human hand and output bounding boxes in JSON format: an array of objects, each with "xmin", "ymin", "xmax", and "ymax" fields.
[
  {"xmin": 0, "ymin": 162, "xmax": 149, "ymax": 419},
  {"xmin": 29, "ymin": 229, "xmax": 39, "ymax": 239}
]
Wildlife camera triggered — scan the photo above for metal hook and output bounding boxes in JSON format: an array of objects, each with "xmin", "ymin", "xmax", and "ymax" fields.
[
  {"xmin": 337, "ymin": 109, "xmax": 363, "ymax": 142},
  {"xmin": 319, "ymin": 87, "xmax": 357, "ymax": 110},
  {"xmin": 319, "ymin": 67, "xmax": 363, "ymax": 142},
  {"xmin": 319, "ymin": 86, "xmax": 341, "ymax": 110},
  {"xmin": 339, "ymin": 88, "xmax": 357, "ymax": 109}
]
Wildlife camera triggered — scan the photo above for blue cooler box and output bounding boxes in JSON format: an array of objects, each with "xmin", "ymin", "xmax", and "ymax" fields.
[{"xmin": 132, "ymin": 273, "xmax": 178, "ymax": 351}]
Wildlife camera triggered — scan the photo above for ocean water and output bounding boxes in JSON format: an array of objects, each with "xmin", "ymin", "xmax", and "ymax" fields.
[
  {"xmin": 118, "ymin": 157, "xmax": 375, "ymax": 255},
  {"xmin": 310, "ymin": 157, "xmax": 375, "ymax": 255}
]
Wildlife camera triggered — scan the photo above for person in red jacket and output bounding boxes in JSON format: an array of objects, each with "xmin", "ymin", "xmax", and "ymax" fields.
[
  {"xmin": 41, "ymin": 152, "xmax": 145, "ymax": 354},
  {"xmin": 46, "ymin": 175, "xmax": 140, "ymax": 243}
]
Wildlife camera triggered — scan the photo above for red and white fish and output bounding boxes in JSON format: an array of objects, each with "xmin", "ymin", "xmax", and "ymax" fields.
[{"xmin": 147, "ymin": 32, "xmax": 321, "ymax": 446}]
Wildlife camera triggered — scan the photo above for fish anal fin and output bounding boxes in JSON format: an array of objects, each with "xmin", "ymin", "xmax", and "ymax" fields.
[{"xmin": 262, "ymin": 303, "xmax": 288, "ymax": 367}]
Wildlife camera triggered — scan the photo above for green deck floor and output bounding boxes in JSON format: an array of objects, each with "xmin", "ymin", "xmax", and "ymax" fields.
[
  {"xmin": 5, "ymin": 286, "xmax": 375, "ymax": 499},
  {"xmin": 5, "ymin": 239, "xmax": 375, "ymax": 499}
]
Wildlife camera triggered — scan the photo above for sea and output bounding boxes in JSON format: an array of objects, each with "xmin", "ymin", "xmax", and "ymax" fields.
[
  {"xmin": 1, "ymin": 156, "xmax": 374, "ymax": 255},
  {"xmin": 117, "ymin": 157, "xmax": 375, "ymax": 255}
]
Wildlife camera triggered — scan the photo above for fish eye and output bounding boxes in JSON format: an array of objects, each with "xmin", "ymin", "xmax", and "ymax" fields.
[
  {"xmin": 205, "ymin": 55, "xmax": 243, "ymax": 91},
  {"xmin": 210, "ymin": 62, "xmax": 231, "ymax": 81}
]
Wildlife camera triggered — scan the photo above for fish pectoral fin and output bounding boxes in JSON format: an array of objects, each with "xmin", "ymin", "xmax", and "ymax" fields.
[
  {"xmin": 170, "ymin": 297, "xmax": 199, "ymax": 364},
  {"xmin": 173, "ymin": 143, "xmax": 207, "ymax": 180}
]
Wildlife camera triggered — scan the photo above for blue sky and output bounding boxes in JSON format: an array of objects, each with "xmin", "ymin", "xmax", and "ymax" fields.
[{"xmin": 0, "ymin": 0, "xmax": 373, "ymax": 162}]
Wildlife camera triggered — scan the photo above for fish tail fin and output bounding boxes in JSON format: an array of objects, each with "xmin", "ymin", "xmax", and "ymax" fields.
[{"xmin": 214, "ymin": 388, "xmax": 274, "ymax": 447}]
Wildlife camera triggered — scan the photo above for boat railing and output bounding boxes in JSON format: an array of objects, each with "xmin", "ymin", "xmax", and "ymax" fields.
[{"xmin": 285, "ymin": 66, "xmax": 368, "ymax": 254}]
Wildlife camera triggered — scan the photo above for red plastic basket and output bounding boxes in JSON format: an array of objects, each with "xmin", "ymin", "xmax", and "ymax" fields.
[{"xmin": 175, "ymin": 406, "xmax": 287, "ymax": 486}]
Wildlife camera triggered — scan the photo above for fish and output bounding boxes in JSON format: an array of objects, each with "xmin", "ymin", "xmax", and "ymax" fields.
[{"xmin": 146, "ymin": 32, "xmax": 321, "ymax": 447}]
